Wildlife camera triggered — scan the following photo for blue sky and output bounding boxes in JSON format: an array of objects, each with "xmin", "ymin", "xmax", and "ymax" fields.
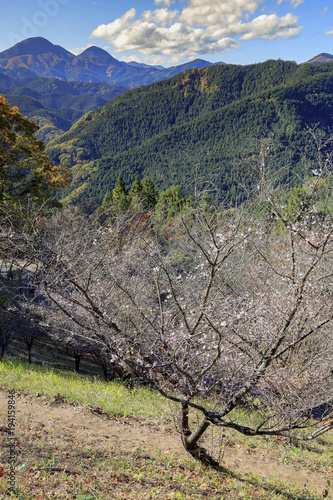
[{"xmin": 1, "ymin": 0, "xmax": 332, "ymax": 66}]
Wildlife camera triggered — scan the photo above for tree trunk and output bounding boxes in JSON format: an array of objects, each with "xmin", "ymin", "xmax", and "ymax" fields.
[
  {"xmin": 180, "ymin": 403, "xmax": 220, "ymax": 468},
  {"xmin": 74, "ymin": 354, "xmax": 81, "ymax": 373}
]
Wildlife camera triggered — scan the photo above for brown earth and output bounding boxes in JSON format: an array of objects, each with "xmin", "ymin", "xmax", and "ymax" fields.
[{"xmin": 0, "ymin": 389, "xmax": 332, "ymax": 497}]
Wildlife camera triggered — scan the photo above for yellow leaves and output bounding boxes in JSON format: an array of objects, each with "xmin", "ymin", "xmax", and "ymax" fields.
[
  {"xmin": 32, "ymin": 161, "xmax": 70, "ymax": 193},
  {"xmin": 181, "ymin": 77, "xmax": 191, "ymax": 86},
  {"xmin": 0, "ymin": 95, "xmax": 70, "ymax": 205}
]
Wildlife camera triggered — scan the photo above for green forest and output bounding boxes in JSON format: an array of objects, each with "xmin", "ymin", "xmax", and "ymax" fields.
[
  {"xmin": 0, "ymin": 77, "xmax": 128, "ymax": 143},
  {"xmin": 44, "ymin": 59, "xmax": 333, "ymax": 208},
  {"xmin": 1, "ymin": 78, "xmax": 333, "ymax": 499}
]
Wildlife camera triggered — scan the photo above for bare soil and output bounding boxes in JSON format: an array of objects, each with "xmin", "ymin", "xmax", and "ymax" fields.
[{"xmin": 0, "ymin": 390, "xmax": 332, "ymax": 497}]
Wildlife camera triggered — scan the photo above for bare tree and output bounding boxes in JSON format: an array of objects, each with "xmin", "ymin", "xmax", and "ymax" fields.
[
  {"xmin": 3, "ymin": 135, "xmax": 333, "ymax": 467},
  {"xmin": 90, "ymin": 343, "xmax": 125, "ymax": 382},
  {"xmin": 0, "ymin": 309, "xmax": 16, "ymax": 358},
  {"xmin": 14, "ymin": 306, "xmax": 46, "ymax": 364}
]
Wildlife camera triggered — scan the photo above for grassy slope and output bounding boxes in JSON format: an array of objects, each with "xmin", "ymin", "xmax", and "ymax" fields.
[{"xmin": 0, "ymin": 357, "xmax": 332, "ymax": 499}]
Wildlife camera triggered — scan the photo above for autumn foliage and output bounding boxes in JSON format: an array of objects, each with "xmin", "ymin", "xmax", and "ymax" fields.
[{"xmin": 0, "ymin": 96, "xmax": 69, "ymax": 206}]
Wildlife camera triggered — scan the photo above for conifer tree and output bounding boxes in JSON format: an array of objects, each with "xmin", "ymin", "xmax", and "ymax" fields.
[
  {"xmin": 129, "ymin": 175, "xmax": 143, "ymax": 205},
  {"xmin": 141, "ymin": 177, "xmax": 159, "ymax": 208},
  {"xmin": 101, "ymin": 191, "xmax": 112, "ymax": 208},
  {"xmin": 112, "ymin": 174, "xmax": 128, "ymax": 211}
]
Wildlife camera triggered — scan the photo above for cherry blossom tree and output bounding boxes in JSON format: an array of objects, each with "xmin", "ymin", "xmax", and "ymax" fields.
[{"xmin": 3, "ymin": 133, "xmax": 333, "ymax": 466}]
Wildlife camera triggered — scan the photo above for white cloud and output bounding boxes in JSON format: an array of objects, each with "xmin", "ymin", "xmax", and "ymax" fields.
[
  {"xmin": 318, "ymin": 7, "xmax": 329, "ymax": 15},
  {"xmin": 179, "ymin": 0, "xmax": 261, "ymax": 26},
  {"xmin": 239, "ymin": 13, "xmax": 301, "ymax": 41},
  {"xmin": 277, "ymin": 0, "xmax": 304, "ymax": 6},
  {"xmin": 290, "ymin": 0, "xmax": 304, "ymax": 6},
  {"xmin": 91, "ymin": 8, "xmax": 136, "ymax": 40},
  {"xmin": 90, "ymin": 0, "xmax": 303, "ymax": 63},
  {"xmin": 99, "ymin": 18, "xmax": 239, "ymax": 58},
  {"xmin": 154, "ymin": 0, "xmax": 175, "ymax": 6},
  {"xmin": 325, "ymin": 30, "xmax": 333, "ymax": 36},
  {"xmin": 142, "ymin": 8, "xmax": 178, "ymax": 26}
]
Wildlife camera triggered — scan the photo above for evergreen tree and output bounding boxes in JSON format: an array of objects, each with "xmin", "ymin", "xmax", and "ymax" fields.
[
  {"xmin": 101, "ymin": 191, "xmax": 112, "ymax": 208},
  {"xmin": 112, "ymin": 174, "xmax": 128, "ymax": 211},
  {"xmin": 152, "ymin": 185, "xmax": 186, "ymax": 227},
  {"xmin": 141, "ymin": 177, "xmax": 159, "ymax": 208},
  {"xmin": 129, "ymin": 175, "xmax": 143, "ymax": 205}
]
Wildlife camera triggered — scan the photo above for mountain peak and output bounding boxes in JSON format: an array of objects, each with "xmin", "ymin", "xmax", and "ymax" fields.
[
  {"xmin": 0, "ymin": 36, "xmax": 74, "ymax": 61},
  {"xmin": 77, "ymin": 46, "xmax": 125, "ymax": 67},
  {"xmin": 79, "ymin": 46, "xmax": 112, "ymax": 59},
  {"xmin": 306, "ymin": 53, "xmax": 333, "ymax": 64}
]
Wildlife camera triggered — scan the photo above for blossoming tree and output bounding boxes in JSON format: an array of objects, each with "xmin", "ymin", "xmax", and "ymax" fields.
[{"xmin": 5, "ymin": 132, "xmax": 333, "ymax": 466}]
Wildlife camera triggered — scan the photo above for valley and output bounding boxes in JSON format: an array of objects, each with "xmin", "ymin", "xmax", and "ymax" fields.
[
  {"xmin": 1, "ymin": 35, "xmax": 333, "ymax": 500},
  {"xmin": 2, "ymin": 37, "xmax": 333, "ymax": 209}
]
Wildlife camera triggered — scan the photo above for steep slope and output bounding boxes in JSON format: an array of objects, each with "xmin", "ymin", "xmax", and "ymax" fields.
[
  {"xmin": 45, "ymin": 59, "xmax": 333, "ymax": 207},
  {"xmin": 47, "ymin": 59, "xmax": 298, "ymax": 157},
  {"xmin": 0, "ymin": 77, "xmax": 128, "ymax": 142}
]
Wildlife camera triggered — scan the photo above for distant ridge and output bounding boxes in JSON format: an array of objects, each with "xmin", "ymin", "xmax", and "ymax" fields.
[
  {"xmin": 0, "ymin": 37, "xmax": 215, "ymax": 87},
  {"xmin": 127, "ymin": 61, "xmax": 164, "ymax": 70},
  {"xmin": 306, "ymin": 53, "xmax": 333, "ymax": 64}
]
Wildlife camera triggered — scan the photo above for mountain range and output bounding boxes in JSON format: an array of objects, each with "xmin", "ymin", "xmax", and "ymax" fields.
[
  {"xmin": 1, "ymin": 37, "xmax": 333, "ymax": 209},
  {"xmin": 0, "ymin": 37, "xmax": 216, "ymax": 86},
  {"xmin": 0, "ymin": 37, "xmax": 217, "ymax": 142},
  {"xmin": 44, "ymin": 59, "xmax": 333, "ymax": 208}
]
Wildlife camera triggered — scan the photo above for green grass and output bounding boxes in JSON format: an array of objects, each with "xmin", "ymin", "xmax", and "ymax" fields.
[
  {"xmin": 0, "ymin": 357, "xmax": 332, "ymax": 499},
  {"xmin": 0, "ymin": 358, "xmax": 168, "ymax": 421}
]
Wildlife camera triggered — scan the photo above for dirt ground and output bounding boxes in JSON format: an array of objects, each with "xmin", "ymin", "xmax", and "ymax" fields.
[{"xmin": 0, "ymin": 389, "xmax": 332, "ymax": 496}]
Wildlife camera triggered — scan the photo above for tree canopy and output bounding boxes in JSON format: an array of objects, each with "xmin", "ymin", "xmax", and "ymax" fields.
[{"xmin": 0, "ymin": 96, "xmax": 69, "ymax": 207}]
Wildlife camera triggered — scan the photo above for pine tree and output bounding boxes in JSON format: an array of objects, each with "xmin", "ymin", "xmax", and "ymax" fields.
[
  {"xmin": 141, "ymin": 177, "xmax": 159, "ymax": 208},
  {"xmin": 112, "ymin": 174, "xmax": 128, "ymax": 211},
  {"xmin": 101, "ymin": 191, "xmax": 112, "ymax": 208},
  {"xmin": 129, "ymin": 175, "xmax": 143, "ymax": 205}
]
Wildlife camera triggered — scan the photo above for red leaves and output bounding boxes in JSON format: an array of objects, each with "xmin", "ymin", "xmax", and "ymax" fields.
[
  {"xmin": 110, "ymin": 473, "xmax": 124, "ymax": 486},
  {"xmin": 93, "ymin": 406, "xmax": 108, "ymax": 417},
  {"xmin": 0, "ymin": 466, "xmax": 3, "ymax": 477}
]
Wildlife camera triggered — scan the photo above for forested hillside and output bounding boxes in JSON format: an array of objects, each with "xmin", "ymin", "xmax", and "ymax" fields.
[
  {"xmin": 46, "ymin": 59, "xmax": 333, "ymax": 207},
  {"xmin": 0, "ymin": 37, "xmax": 217, "ymax": 144},
  {"xmin": 0, "ymin": 77, "xmax": 127, "ymax": 142}
]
